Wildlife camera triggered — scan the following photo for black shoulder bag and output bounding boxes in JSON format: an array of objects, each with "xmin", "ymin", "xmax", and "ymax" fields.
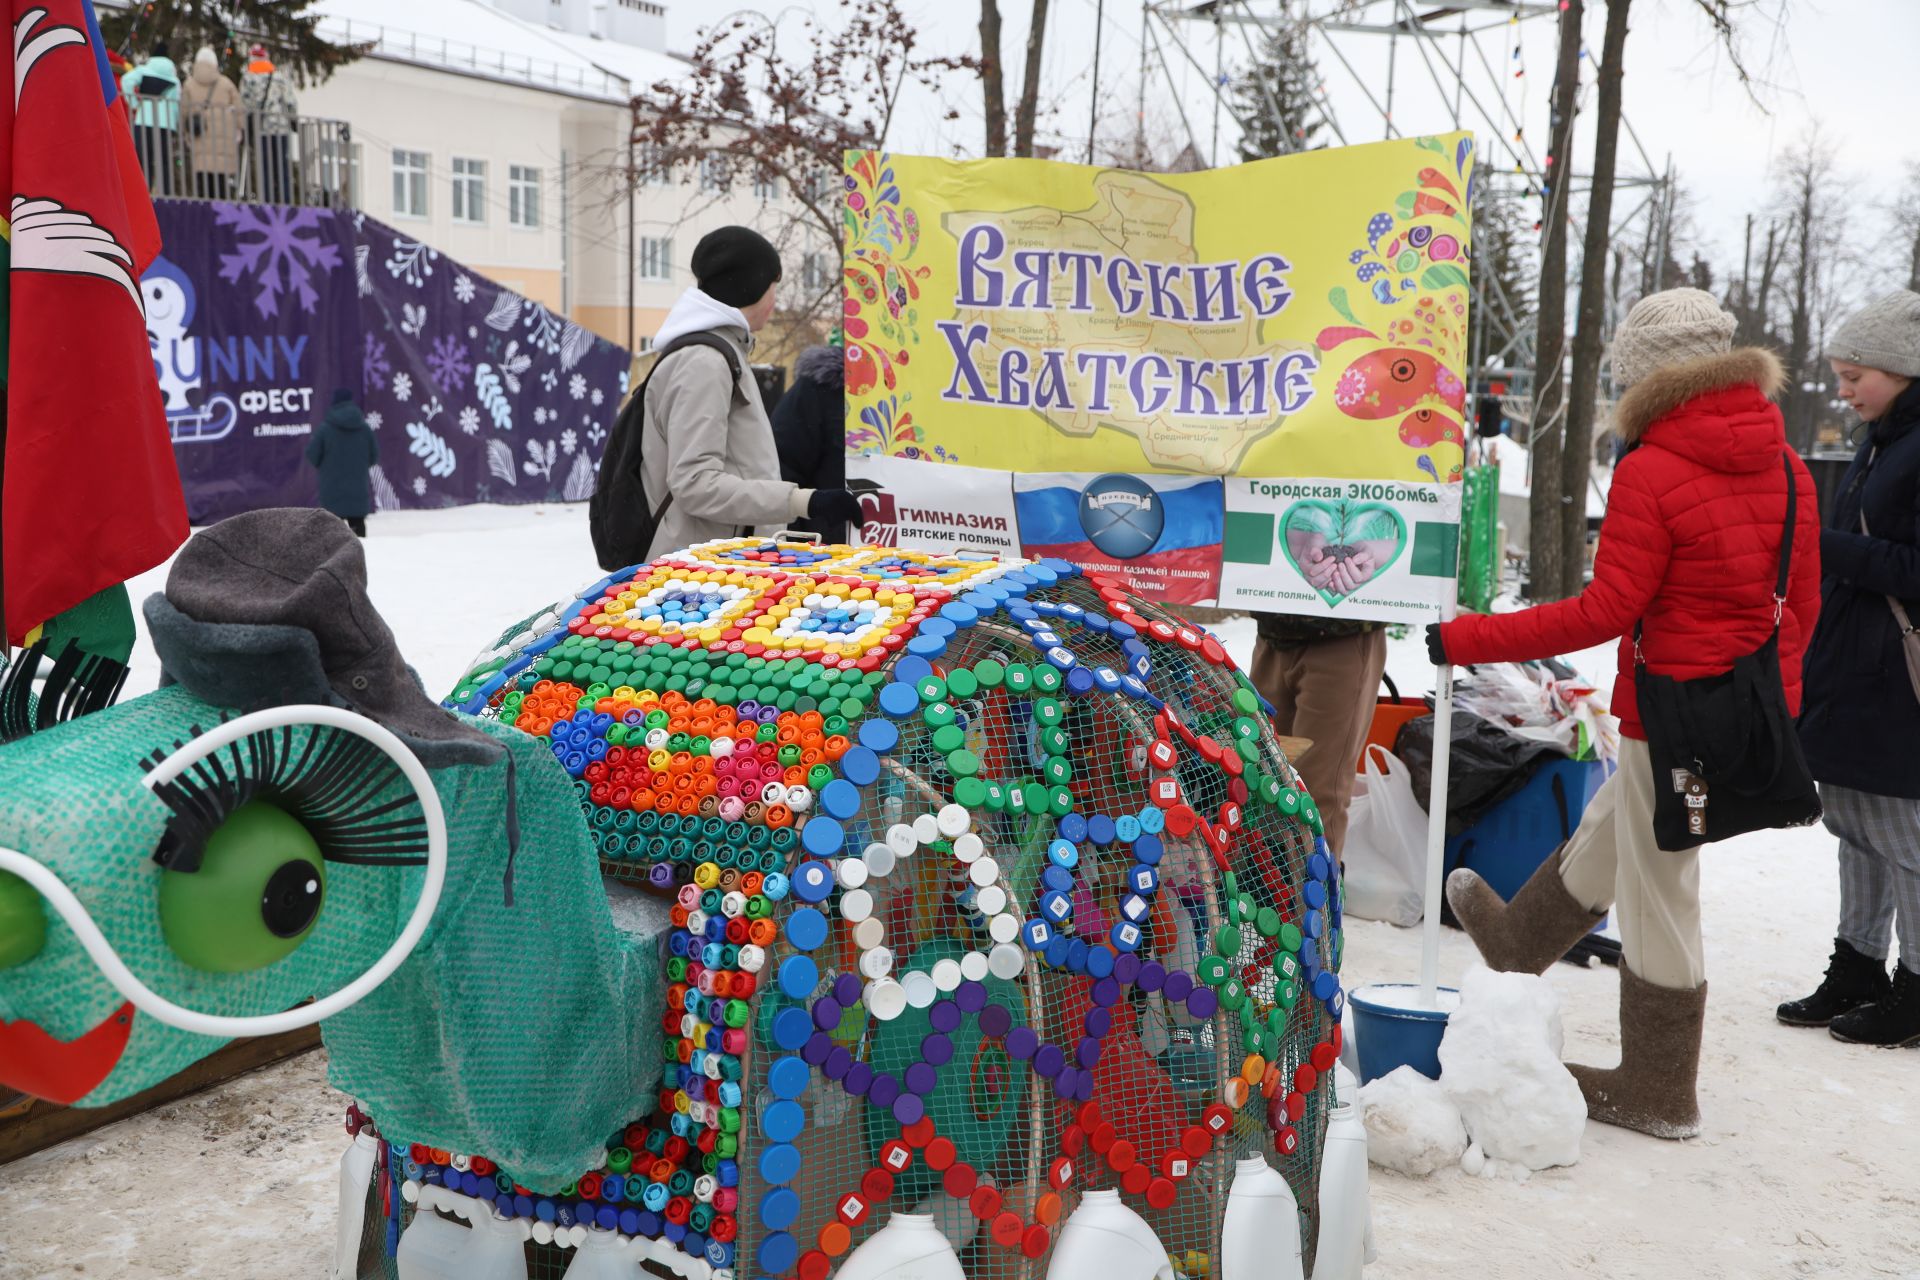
[
  {"xmin": 1635, "ymin": 451, "xmax": 1822, "ymax": 851},
  {"xmin": 588, "ymin": 332, "xmax": 742, "ymax": 572}
]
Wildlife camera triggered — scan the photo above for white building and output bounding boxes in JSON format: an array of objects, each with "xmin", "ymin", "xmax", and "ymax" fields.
[{"xmin": 289, "ymin": 0, "xmax": 830, "ymax": 352}]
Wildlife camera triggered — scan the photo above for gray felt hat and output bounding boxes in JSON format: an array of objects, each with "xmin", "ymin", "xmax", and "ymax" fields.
[
  {"xmin": 144, "ymin": 508, "xmax": 501, "ymax": 768},
  {"xmin": 1825, "ymin": 290, "xmax": 1920, "ymax": 379}
]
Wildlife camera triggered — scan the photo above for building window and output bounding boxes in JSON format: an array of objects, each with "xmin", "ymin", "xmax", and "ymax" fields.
[
  {"xmin": 753, "ymin": 173, "xmax": 778, "ymax": 201},
  {"xmin": 451, "ymin": 157, "xmax": 486, "ymax": 224},
  {"xmin": 636, "ymin": 144, "xmax": 670, "ymax": 186},
  {"xmin": 509, "ymin": 165, "xmax": 541, "ymax": 228},
  {"xmin": 799, "ymin": 170, "xmax": 831, "ymax": 205},
  {"xmin": 639, "ymin": 236, "xmax": 673, "ymax": 282},
  {"xmin": 802, "ymin": 252, "xmax": 834, "ymax": 292},
  {"xmin": 700, "ymin": 154, "xmax": 729, "ymax": 192},
  {"xmin": 392, "ymin": 148, "xmax": 429, "ymax": 218}
]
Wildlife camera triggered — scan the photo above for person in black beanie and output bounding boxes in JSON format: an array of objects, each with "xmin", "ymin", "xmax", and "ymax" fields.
[{"xmin": 634, "ymin": 225, "xmax": 861, "ymax": 559}]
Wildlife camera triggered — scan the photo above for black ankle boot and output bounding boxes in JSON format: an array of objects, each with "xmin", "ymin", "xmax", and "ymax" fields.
[
  {"xmin": 1777, "ymin": 938, "xmax": 1892, "ymax": 1027},
  {"xmin": 1830, "ymin": 963, "xmax": 1920, "ymax": 1047}
]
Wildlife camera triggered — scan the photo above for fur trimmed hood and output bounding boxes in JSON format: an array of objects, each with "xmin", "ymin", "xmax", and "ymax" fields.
[
  {"xmin": 1614, "ymin": 346, "xmax": 1784, "ymax": 444},
  {"xmin": 793, "ymin": 344, "xmax": 844, "ymax": 390}
]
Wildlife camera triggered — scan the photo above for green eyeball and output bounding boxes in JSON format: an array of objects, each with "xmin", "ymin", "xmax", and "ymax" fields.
[
  {"xmin": 0, "ymin": 868, "xmax": 46, "ymax": 969},
  {"xmin": 158, "ymin": 802, "xmax": 327, "ymax": 973}
]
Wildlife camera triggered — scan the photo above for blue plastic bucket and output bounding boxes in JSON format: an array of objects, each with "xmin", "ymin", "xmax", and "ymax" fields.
[{"xmin": 1349, "ymin": 983, "xmax": 1457, "ymax": 1083}]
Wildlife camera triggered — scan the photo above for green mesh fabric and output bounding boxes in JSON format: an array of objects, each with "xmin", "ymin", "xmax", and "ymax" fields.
[{"xmin": 0, "ymin": 685, "xmax": 665, "ymax": 1189}]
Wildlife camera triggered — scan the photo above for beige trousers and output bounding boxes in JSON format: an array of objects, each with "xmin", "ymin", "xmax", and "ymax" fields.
[
  {"xmin": 1556, "ymin": 737, "xmax": 1706, "ymax": 988},
  {"xmin": 1249, "ymin": 629, "xmax": 1390, "ymax": 861}
]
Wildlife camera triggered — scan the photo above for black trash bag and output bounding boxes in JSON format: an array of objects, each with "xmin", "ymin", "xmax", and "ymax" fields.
[{"xmin": 1395, "ymin": 710, "xmax": 1561, "ymax": 836}]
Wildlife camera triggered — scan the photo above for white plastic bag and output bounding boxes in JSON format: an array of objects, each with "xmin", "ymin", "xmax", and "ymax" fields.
[{"xmin": 1341, "ymin": 745, "xmax": 1428, "ymax": 927}]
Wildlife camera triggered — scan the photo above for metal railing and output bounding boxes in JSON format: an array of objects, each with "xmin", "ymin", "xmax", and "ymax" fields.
[
  {"xmin": 315, "ymin": 17, "xmax": 630, "ymax": 100},
  {"xmin": 128, "ymin": 103, "xmax": 355, "ymax": 207}
]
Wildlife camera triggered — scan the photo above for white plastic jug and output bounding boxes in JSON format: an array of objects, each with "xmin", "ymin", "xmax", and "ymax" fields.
[
  {"xmin": 835, "ymin": 1212, "xmax": 967, "ymax": 1280},
  {"xmin": 562, "ymin": 1227, "xmax": 643, "ymax": 1280},
  {"xmin": 1221, "ymin": 1155, "xmax": 1303, "ymax": 1280},
  {"xmin": 1045, "ymin": 1189, "xmax": 1175, "ymax": 1280},
  {"xmin": 331, "ymin": 1130, "xmax": 381, "ymax": 1280},
  {"xmin": 396, "ymin": 1185, "xmax": 531, "ymax": 1280},
  {"xmin": 1311, "ymin": 1103, "xmax": 1370, "ymax": 1280},
  {"xmin": 1332, "ymin": 1062, "xmax": 1378, "ymax": 1266}
]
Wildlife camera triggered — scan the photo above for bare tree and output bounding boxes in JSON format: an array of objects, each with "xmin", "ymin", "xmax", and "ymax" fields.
[
  {"xmin": 1731, "ymin": 212, "xmax": 1785, "ymax": 346},
  {"xmin": 630, "ymin": 0, "xmax": 974, "ymax": 354},
  {"xmin": 1012, "ymin": 0, "xmax": 1052, "ymax": 157},
  {"xmin": 980, "ymin": 0, "xmax": 1008, "ymax": 156},
  {"xmin": 1526, "ymin": 0, "xmax": 1583, "ymax": 602},
  {"xmin": 1885, "ymin": 160, "xmax": 1920, "ymax": 293},
  {"xmin": 1773, "ymin": 128, "xmax": 1849, "ymax": 452}
]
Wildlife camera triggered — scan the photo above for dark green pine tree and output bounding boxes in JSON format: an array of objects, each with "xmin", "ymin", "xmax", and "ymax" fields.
[
  {"xmin": 102, "ymin": 1, "xmax": 364, "ymax": 86},
  {"xmin": 1233, "ymin": 6, "xmax": 1325, "ymax": 160}
]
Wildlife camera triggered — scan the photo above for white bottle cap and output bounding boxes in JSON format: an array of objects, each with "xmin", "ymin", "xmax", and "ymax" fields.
[
  {"xmin": 864, "ymin": 842, "xmax": 897, "ymax": 878},
  {"xmin": 975, "ymin": 885, "xmax": 1007, "ymax": 915},
  {"xmin": 867, "ymin": 976, "xmax": 908, "ymax": 1020},
  {"xmin": 988, "ymin": 912, "xmax": 1019, "ymax": 943},
  {"xmin": 931, "ymin": 957, "xmax": 964, "ymax": 992},
  {"xmin": 959, "ymin": 950, "xmax": 990, "ymax": 981},
  {"xmin": 987, "ymin": 943, "xmax": 1025, "ymax": 979},
  {"xmin": 952, "ymin": 832, "xmax": 984, "ymax": 864},
  {"xmin": 937, "ymin": 804, "xmax": 971, "ymax": 837},
  {"xmin": 886, "ymin": 824, "xmax": 918, "ymax": 856},
  {"xmin": 969, "ymin": 857, "xmax": 999, "ymax": 888},
  {"xmin": 852, "ymin": 916, "xmax": 886, "ymax": 950},
  {"xmin": 841, "ymin": 888, "xmax": 875, "ymax": 924},
  {"xmin": 836, "ymin": 858, "xmax": 869, "ymax": 890},
  {"xmin": 901, "ymin": 969, "xmax": 938, "ymax": 1009},
  {"xmin": 912, "ymin": 813, "xmax": 940, "ymax": 845},
  {"xmin": 859, "ymin": 945, "xmax": 895, "ymax": 979}
]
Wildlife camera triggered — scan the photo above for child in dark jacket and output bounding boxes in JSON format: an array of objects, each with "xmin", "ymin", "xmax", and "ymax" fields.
[{"xmin": 306, "ymin": 388, "xmax": 378, "ymax": 536}]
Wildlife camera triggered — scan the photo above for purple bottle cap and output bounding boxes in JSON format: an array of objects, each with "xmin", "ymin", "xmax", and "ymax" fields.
[
  {"xmin": 978, "ymin": 1004, "xmax": 1012, "ymax": 1038},
  {"xmin": 1084, "ymin": 1007, "xmax": 1111, "ymax": 1039},
  {"xmin": 1006, "ymin": 1026, "xmax": 1038, "ymax": 1059},
  {"xmin": 1092, "ymin": 976, "xmax": 1120, "ymax": 1008},
  {"xmin": 843, "ymin": 1060, "xmax": 874, "ymax": 1096},
  {"xmin": 802, "ymin": 1031, "xmax": 833, "ymax": 1065},
  {"xmin": 1052, "ymin": 1070, "xmax": 1078, "ymax": 1100},
  {"xmin": 834, "ymin": 973, "xmax": 864, "ymax": 1008},
  {"xmin": 929, "ymin": 1000, "xmax": 962, "ymax": 1034},
  {"xmin": 955, "ymin": 981, "xmax": 987, "ymax": 1012},
  {"xmin": 869, "ymin": 1073, "xmax": 901, "ymax": 1109},
  {"xmin": 921, "ymin": 1032, "xmax": 955, "ymax": 1066},
  {"xmin": 1033, "ymin": 1043, "xmax": 1065, "ymax": 1078},
  {"xmin": 1137, "ymin": 961, "xmax": 1166, "ymax": 993},
  {"xmin": 812, "ymin": 1000, "xmax": 842, "ymax": 1031},
  {"xmin": 737, "ymin": 700, "xmax": 760, "ymax": 719},
  {"xmin": 1113, "ymin": 952, "xmax": 1142, "ymax": 984},
  {"xmin": 823, "ymin": 1045, "xmax": 853, "ymax": 1081},
  {"xmin": 649, "ymin": 863, "xmax": 676, "ymax": 889},
  {"xmin": 1075, "ymin": 1036, "xmax": 1102, "ymax": 1069},
  {"xmin": 1163, "ymin": 970, "xmax": 1194, "ymax": 1002},
  {"xmin": 892, "ymin": 1093, "xmax": 926, "ymax": 1126},
  {"xmin": 904, "ymin": 1062, "xmax": 938, "ymax": 1096},
  {"xmin": 1187, "ymin": 987, "xmax": 1218, "ymax": 1020},
  {"xmin": 1075, "ymin": 1070, "xmax": 1096, "ymax": 1102}
]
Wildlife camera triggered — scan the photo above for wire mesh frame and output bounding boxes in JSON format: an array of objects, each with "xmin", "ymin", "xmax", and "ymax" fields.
[{"xmin": 362, "ymin": 574, "xmax": 1338, "ymax": 1279}]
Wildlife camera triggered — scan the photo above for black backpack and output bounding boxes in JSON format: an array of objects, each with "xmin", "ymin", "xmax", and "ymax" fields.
[{"xmin": 588, "ymin": 332, "xmax": 743, "ymax": 572}]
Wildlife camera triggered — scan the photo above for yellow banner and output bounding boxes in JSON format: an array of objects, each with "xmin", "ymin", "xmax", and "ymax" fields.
[{"xmin": 842, "ymin": 136, "xmax": 1476, "ymax": 485}]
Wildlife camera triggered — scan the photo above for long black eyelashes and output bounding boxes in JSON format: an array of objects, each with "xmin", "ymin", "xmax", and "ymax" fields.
[
  {"xmin": 142, "ymin": 723, "xmax": 430, "ymax": 873},
  {"xmin": 0, "ymin": 639, "xmax": 129, "ymax": 744}
]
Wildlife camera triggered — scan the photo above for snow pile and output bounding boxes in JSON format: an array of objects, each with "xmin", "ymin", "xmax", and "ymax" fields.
[
  {"xmin": 1356, "ymin": 1066, "xmax": 1468, "ymax": 1177},
  {"xmin": 1437, "ymin": 967, "xmax": 1585, "ymax": 1171}
]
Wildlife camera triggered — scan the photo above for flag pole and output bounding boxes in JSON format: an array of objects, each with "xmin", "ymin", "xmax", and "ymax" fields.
[{"xmin": 1419, "ymin": 598, "xmax": 1458, "ymax": 1005}]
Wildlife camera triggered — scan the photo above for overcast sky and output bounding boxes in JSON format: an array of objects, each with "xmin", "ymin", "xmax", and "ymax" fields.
[{"xmin": 664, "ymin": 0, "xmax": 1918, "ymax": 271}]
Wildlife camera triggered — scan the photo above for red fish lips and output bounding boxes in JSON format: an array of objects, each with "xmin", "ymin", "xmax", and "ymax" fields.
[{"xmin": 0, "ymin": 1001, "xmax": 134, "ymax": 1105}]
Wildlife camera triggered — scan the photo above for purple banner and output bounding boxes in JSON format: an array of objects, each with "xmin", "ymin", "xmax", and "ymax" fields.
[{"xmin": 145, "ymin": 201, "xmax": 626, "ymax": 523}]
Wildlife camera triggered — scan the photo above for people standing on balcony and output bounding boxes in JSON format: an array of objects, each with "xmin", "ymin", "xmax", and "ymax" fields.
[
  {"xmin": 180, "ymin": 47, "xmax": 241, "ymax": 200},
  {"xmin": 120, "ymin": 40, "xmax": 181, "ymax": 197},
  {"xmin": 242, "ymin": 45, "xmax": 298, "ymax": 204}
]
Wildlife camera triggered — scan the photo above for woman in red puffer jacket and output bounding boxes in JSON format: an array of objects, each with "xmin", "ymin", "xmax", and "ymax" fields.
[{"xmin": 1427, "ymin": 288, "xmax": 1821, "ymax": 1140}]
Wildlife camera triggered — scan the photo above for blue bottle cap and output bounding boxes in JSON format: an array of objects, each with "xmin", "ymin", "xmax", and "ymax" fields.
[
  {"xmin": 758, "ymin": 1231, "xmax": 798, "ymax": 1275},
  {"xmin": 1138, "ymin": 807, "xmax": 1166, "ymax": 836},
  {"xmin": 777, "ymin": 955, "xmax": 819, "ymax": 999},
  {"xmin": 838, "ymin": 748, "xmax": 881, "ymax": 788},
  {"xmin": 1313, "ymin": 971, "xmax": 1339, "ymax": 1001},
  {"xmin": 1110, "ymin": 920, "xmax": 1142, "ymax": 951},
  {"xmin": 759, "ymin": 1187, "xmax": 801, "ymax": 1230},
  {"xmin": 918, "ymin": 616, "xmax": 957, "ymax": 639},
  {"xmin": 800, "ymin": 816, "xmax": 844, "ymax": 857},
  {"xmin": 940, "ymin": 602, "xmax": 979, "ymax": 626},
  {"xmin": 762, "ymin": 872, "xmax": 791, "ymax": 901},
  {"xmin": 1087, "ymin": 814, "xmax": 1116, "ymax": 845},
  {"xmin": 1065, "ymin": 938, "xmax": 1090, "ymax": 972},
  {"xmin": 760, "ymin": 1099, "xmax": 806, "ymax": 1143},
  {"xmin": 1065, "ymin": 666, "xmax": 1096, "ymax": 696},
  {"xmin": 1091, "ymin": 666, "xmax": 1122, "ymax": 692},
  {"xmin": 1307, "ymin": 852, "xmax": 1330, "ymax": 883},
  {"xmin": 1044, "ymin": 933, "xmax": 1073, "ymax": 968},
  {"xmin": 858, "ymin": 718, "xmax": 900, "ymax": 753},
  {"xmin": 892, "ymin": 655, "xmax": 933, "ymax": 686},
  {"xmin": 771, "ymin": 1007, "xmax": 813, "ymax": 1050},
  {"xmin": 1057, "ymin": 813, "xmax": 1089, "ymax": 842},
  {"xmin": 878, "ymin": 682, "xmax": 921, "ymax": 718},
  {"xmin": 1040, "ymin": 865, "xmax": 1075, "ymax": 893},
  {"xmin": 1086, "ymin": 942, "xmax": 1115, "ymax": 978},
  {"xmin": 758, "ymin": 1141, "xmax": 802, "ymax": 1185},
  {"xmin": 1023, "ymin": 917, "xmax": 1053, "ymax": 950},
  {"xmin": 1133, "ymin": 832, "xmax": 1164, "ymax": 864},
  {"xmin": 1040, "ymin": 890, "xmax": 1072, "ymax": 922},
  {"xmin": 767, "ymin": 1055, "xmax": 811, "ymax": 1100},
  {"xmin": 1303, "ymin": 880, "xmax": 1327, "ymax": 910},
  {"xmin": 907, "ymin": 634, "xmax": 947, "ymax": 658},
  {"xmin": 1047, "ymin": 838, "xmax": 1079, "ymax": 868},
  {"xmin": 1045, "ymin": 646, "xmax": 1077, "ymax": 670},
  {"xmin": 791, "ymin": 860, "xmax": 834, "ymax": 902}
]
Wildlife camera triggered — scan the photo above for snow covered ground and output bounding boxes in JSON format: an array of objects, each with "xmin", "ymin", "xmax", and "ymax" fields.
[{"xmin": 3, "ymin": 504, "xmax": 1915, "ymax": 1279}]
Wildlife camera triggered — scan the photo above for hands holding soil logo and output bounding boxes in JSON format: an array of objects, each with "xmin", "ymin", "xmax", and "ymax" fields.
[{"xmin": 1279, "ymin": 499, "xmax": 1408, "ymax": 606}]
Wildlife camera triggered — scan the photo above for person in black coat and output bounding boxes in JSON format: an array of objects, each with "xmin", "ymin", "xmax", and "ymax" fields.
[
  {"xmin": 1785, "ymin": 289, "xmax": 1920, "ymax": 1047},
  {"xmin": 305, "ymin": 387, "xmax": 378, "ymax": 536},
  {"xmin": 771, "ymin": 344, "xmax": 849, "ymax": 542}
]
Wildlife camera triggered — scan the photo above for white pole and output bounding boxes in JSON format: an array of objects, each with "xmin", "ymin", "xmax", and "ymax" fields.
[{"xmin": 1419, "ymin": 600, "xmax": 1458, "ymax": 1005}]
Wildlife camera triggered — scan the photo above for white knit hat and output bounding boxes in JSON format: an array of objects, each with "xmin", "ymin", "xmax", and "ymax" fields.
[
  {"xmin": 1824, "ymin": 290, "xmax": 1920, "ymax": 379},
  {"xmin": 1610, "ymin": 287, "xmax": 1737, "ymax": 391}
]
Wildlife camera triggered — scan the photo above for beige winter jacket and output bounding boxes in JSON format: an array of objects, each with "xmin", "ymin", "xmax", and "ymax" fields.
[
  {"xmin": 638, "ymin": 290, "xmax": 809, "ymax": 560},
  {"xmin": 180, "ymin": 58, "xmax": 242, "ymax": 178}
]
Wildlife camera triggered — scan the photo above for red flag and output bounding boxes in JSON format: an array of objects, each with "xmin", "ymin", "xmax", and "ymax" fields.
[{"xmin": 1, "ymin": 0, "xmax": 186, "ymax": 643}]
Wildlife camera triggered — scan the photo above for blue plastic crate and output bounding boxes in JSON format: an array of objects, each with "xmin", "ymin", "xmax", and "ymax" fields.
[{"xmin": 1444, "ymin": 756, "xmax": 1609, "ymax": 901}]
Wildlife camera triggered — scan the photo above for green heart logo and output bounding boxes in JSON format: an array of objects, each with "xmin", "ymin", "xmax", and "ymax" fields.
[{"xmin": 1278, "ymin": 499, "xmax": 1409, "ymax": 606}]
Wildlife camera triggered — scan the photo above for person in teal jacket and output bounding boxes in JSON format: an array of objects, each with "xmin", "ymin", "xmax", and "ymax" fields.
[
  {"xmin": 306, "ymin": 388, "xmax": 379, "ymax": 536},
  {"xmin": 119, "ymin": 41, "xmax": 181, "ymax": 195}
]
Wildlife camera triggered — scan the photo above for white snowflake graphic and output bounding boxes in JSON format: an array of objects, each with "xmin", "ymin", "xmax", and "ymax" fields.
[
  {"xmin": 560, "ymin": 428, "xmax": 578, "ymax": 456},
  {"xmin": 540, "ymin": 368, "xmax": 558, "ymax": 392},
  {"xmin": 459, "ymin": 406, "xmax": 481, "ymax": 435},
  {"xmin": 468, "ymin": 325, "xmax": 478, "ymax": 338},
  {"xmin": 411, "ymin": 476, "xmax": 427, "ymax": 496},
  {"xmin": 422, "ymin": 395, "xmax": 444, "ymax": 421},
  {"xmin": 587, "ymin": 423, "xmax": 606, "ymax": 447},
  {"xmin": 568, "ymin": 373, "xmax": 587, "ymax": 400},
  {"xmin": 453, "ymin": 273, "xmax": 476, "ymax": 304},
  {"xmin": 590, "ymin": 386, "xmax": 604, "ymax": 407},
  {"xmin": 392, "ymin": 372, "xmax": 413, "ymax": 403},
  {"xmin": 366, "ymin": 410, "xmax": 383, "ymax": 431},
  {"xmin": 533, "ymin": 405, "xmax": 549, "ymax": 426}
]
